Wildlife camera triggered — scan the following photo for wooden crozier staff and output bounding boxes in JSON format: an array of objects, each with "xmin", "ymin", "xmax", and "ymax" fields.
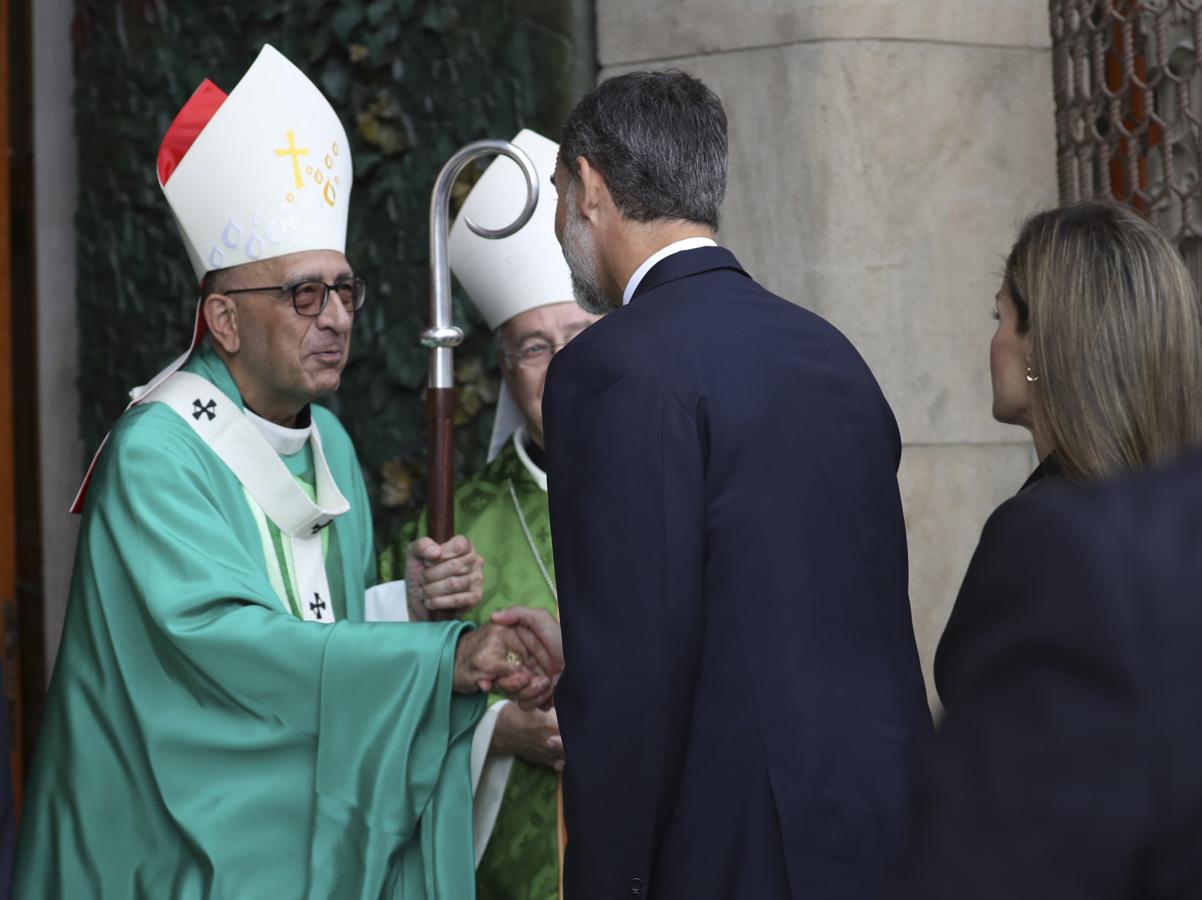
[{"xmin": 423, "ymin": 140, "xmax": 539, "ymax": 619}]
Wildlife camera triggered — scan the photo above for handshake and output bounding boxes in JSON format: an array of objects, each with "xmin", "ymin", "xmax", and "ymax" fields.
[
  {"xmin": 452, "ymin": 607, "xmax": 563, "ymax": 710},
  {"xmin": 407, "ymin": 535, "xmax": 563, "ymax": 710}
]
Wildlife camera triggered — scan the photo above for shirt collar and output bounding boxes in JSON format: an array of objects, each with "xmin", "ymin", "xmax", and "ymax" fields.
[
  {"xmin": 512, "ymin": 423, "xmax": 547, "ymax": 492},
  {"xmin": 244, "ymin": 406, "xmax": 313, "ymax": 456},
  {"xmin": 622, "ymin": 237, "xmax": 718, "ymax": 306}
]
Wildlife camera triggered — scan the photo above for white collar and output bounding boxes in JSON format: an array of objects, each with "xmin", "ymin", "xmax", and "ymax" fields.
[
  {"xmin": 512, "ymin": 423, "xmax": 547, "ymax": 493},
  {"xmin": 622, "ymin": 237, "xmax": 718, "ymax": 306},
  {"xmin": 244, "ymin": 407, "xmax": 313, "ymax": 456}
]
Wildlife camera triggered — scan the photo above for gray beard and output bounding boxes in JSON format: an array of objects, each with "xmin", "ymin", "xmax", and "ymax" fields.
[{"xmin": 561, "ymin": 205, "xmax": 619, "ymax": 316}]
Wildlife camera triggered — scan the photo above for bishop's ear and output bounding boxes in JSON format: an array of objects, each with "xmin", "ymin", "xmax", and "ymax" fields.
[{"xmin": 203, "ymin": 291, "xmax": 241, "ymax": 355}]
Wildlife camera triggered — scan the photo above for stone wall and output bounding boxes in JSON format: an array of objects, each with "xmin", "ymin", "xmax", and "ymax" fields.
[{"xmin": 598, "ymin": 0, "xmax": 1057, "ymax": 707}]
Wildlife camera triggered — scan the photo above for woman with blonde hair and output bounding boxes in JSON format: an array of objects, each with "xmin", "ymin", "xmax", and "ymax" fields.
[
  {"xmin": 987, "ymin": 199, "xmax": 1202, "ymax": 487},
  {"xmin": 929, "ymin": 198, "xmax": 1202, "ymax": 705},
  {"xmin": 937, "ymin": 201, "xmax": 1202, "ymax": 696},
  {"xmin": 902, "ymin": 201, "xmax": 1202, "ymax": 897}
]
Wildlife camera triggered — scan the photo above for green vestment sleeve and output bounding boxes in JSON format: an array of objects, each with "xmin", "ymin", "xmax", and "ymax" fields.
[{"xmin": 16, "ymin": 390, "xmax": 484, "ymax": 899}]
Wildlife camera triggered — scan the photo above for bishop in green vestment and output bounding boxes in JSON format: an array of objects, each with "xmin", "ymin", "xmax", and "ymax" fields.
[
  {"xmin": 15, "ymin": 47, "xmax": 560, "ymax": 900},
  {"xmin": 381, "ymin": 130, "xmax": 601, "ymax": 900}
]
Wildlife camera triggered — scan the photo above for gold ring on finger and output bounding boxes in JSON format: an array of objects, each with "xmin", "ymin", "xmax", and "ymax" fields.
[{"xmin": 505, "ymin": 651, "xmax": 523, "ymax": 666}]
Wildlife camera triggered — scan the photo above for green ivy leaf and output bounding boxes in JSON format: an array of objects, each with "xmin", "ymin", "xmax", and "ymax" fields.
[
  {"xmin": 421, "ymin": 4, "xmax": 454, "ymax": 34},
  {"xmin": 366, "ymin": 0, "xmax": 392, "ymax": 27},
  {"xmin": 320, "ymin": 62, "xmax": 350, "ymax": 105},
  {"xmin": 332, "ymin": 6, "xmax": 364, "ymax": 43}
]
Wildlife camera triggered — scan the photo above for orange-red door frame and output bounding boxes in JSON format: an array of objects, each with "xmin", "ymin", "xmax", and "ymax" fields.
[{"xmin": 0, "ymin": 0, "xmax": 26, "ymax": 811}]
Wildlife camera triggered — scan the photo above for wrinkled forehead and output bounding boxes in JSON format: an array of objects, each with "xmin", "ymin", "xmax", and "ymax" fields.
[
  {"xmin": 209, "ymin": 251, "xmax": 355, "ymax": 307},
  {"xmin": 272, "ymin": 248, "xmax": 352, "ymax": 280},
  {"xmin": 223, "ymin": 248, "xmax": 352, "ymax": 285}
]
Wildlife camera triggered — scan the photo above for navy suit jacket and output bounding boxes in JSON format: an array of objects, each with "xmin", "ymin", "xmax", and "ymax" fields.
[
  {"xmin": 904, "ymin": 447, "xmax": 1202, "ymax": 898},
  {"xmin": 543, "ymin": 247, "xmax": 932, "ymax": 899}
]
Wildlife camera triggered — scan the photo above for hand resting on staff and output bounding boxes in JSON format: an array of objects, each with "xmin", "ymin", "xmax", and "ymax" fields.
[{"xmin": 405, "ymin": 535, "xmax": 485, "ymax": 620}]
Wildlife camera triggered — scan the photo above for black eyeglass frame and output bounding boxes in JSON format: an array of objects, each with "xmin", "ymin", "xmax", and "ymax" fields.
[{"xmin": 222, "ymin": 276, "xmax": 368, "ymax": 318}]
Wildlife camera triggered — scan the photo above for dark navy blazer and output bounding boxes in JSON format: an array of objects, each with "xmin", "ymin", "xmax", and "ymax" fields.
[
  {"xmin": 904, "ymin": 447, "xmax": 1202, "ymax": 899},
  {"xmin": 543, "ymin": 247, "xmax": 932, "ymax": 899}
]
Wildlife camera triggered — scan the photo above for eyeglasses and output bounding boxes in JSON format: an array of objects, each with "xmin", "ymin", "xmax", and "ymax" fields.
[
  {"xmin": 223, "ymin": 277, "xmax": 368, "ymax": 317},
  {"xmin": 503, "ymin": 340, "xmax": 569, "ymax": 368}
]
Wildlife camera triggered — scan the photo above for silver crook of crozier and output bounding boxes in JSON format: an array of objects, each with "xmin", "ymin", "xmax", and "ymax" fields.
[{"xmin": 426, "ymin": 140, "xmax": 540, "ymax": 391}]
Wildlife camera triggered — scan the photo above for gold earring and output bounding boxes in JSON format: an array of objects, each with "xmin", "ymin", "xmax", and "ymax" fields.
[{"xmin": 1026, "ymin": 367, "xmax": 1040, "ymax": 383}]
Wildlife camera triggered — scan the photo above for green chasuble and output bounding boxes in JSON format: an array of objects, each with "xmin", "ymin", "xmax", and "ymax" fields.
[
  {"xmin": 381, "ymin": 432, "xmax": 559, "ymax": 900},
  {"xmin": 16, "ymin": 345, "xmax": 486, "ymax": 900}
]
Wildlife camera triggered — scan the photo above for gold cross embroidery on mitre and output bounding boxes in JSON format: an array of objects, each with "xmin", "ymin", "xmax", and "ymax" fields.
[{"xmin": 275, "ymin": 129, "xmax": 310, "ymax": 190}]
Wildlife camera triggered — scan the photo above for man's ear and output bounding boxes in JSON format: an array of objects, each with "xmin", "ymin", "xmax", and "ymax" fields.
[
  {"xmin": 575, "ymin": 156, "xmax": 610, "ymax": 226},
  {"xmin": 204, "ymin": 292, "xmax": 240, "ymax": 355}
]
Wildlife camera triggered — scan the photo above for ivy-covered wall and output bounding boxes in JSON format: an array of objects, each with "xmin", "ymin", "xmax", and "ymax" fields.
[{"xmin": 72, "ymin": 0, "xmax": 594, "ymax": 545}]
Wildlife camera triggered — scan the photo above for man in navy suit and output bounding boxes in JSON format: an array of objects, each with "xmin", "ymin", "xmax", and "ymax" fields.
[
  {"xmin": 903, "ymin": 446, "xmax": 1202, "ymax": 899},
  {"xmin": 543, "ymin": 70, "xmax": 932, "ymax": 899}
]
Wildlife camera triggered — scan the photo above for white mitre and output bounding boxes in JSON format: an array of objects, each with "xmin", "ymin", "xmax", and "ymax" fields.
[
  {"xmin": 448, "ymin": 129, "xmax": 574, "ymax": 460},
  {"xmin": 161, "ymin": 44, "xmax": 352, "ymax": 280},
  {"xmin": 449, "ymin": 129, "xmax": 571, "ymax": 329}
]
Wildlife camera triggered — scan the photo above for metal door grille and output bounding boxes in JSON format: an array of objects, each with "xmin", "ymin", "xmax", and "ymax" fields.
[{"xmin": 1052, "ymin": 0, "xmax": 1202, "ymax": 262}]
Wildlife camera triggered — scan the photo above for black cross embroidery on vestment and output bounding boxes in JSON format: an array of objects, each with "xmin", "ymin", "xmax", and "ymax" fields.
[
  {"xmin": 310, "ymin": 594, "xmax": 327, "ymax": 620},
  {"xmin": 192, "ymin": 398, "xmax": 217, "ymax": 421}
]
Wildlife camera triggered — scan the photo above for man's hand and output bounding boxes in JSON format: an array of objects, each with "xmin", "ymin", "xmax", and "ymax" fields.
[
  {"xmin": 490, "ymin": 606, "xmax": 565, "ymax": 687},
  {"xmin": 405, "ymin": 535, "xmax": 484, "ymax": 620},
  {"xmin": 453, "ymin": 622, "xmax": 557, "ymax": 710},
  {"xmin": 493, "ymin": 704, "xmax": 564, "ymax": 772}
]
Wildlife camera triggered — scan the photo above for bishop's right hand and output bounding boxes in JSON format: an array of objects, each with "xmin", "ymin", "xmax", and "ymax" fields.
[
  {"xmin": 452, "ymin": 609, "xmax": 564, "ymax": 710},
  {"xmin": 489, "ymin": 606, "xmax": 565, "ymax": 711}
]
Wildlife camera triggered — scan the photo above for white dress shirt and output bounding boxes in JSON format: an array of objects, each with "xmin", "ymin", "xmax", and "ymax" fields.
[{"xmin": 622, "ymin": 236, "xmax": 718, "ymax": 306}]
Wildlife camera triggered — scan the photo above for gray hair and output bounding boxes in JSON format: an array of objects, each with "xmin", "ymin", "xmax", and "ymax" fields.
[{"xmin": 558, "ymin": 70, "xmax": 728, "ymax": 230}]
